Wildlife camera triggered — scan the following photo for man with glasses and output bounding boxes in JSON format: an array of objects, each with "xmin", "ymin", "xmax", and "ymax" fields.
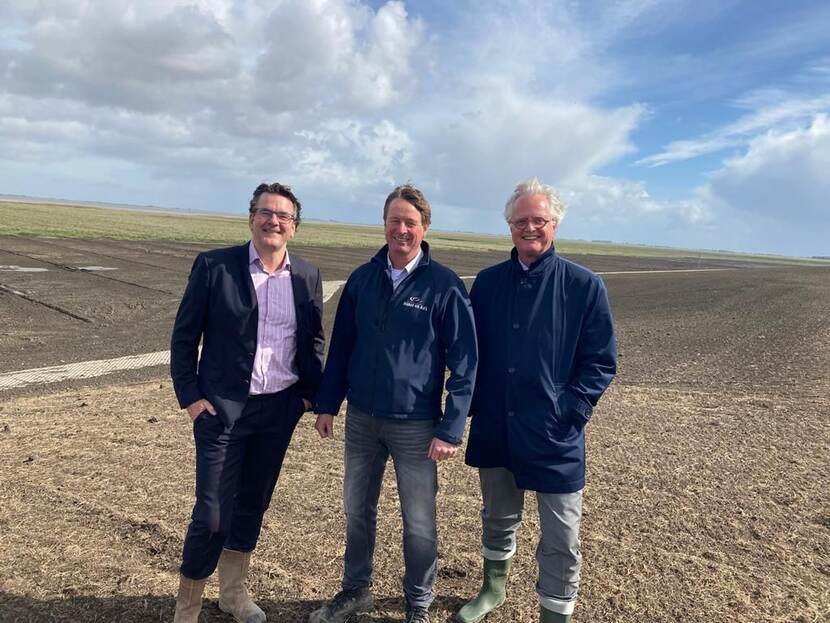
[
  {"xmin": 455, "ymin": 178, "xmax": 616, "ymax": 623},
  {"xmin": 170, "ymin": 182, "xmax": 325, "ymax": 622},
  {"xmin": 309, "ymin": 184, "xmax": 478, "ymax": 623}
]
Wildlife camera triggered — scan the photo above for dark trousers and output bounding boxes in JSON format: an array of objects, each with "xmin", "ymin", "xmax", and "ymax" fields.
[{"xmin": 180, "ymin": 387, "xmax": 303, "ymax": 580}]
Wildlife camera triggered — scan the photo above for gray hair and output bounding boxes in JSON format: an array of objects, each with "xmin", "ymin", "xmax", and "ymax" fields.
[{"xmin": 503, "ymin": 178, "xmax": 566, "ymax": 224}]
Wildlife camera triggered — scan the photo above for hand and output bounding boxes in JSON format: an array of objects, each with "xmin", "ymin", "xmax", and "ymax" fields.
[
  {"xmin": 427, "ymin": 437, "xmax": 458, "ymax": 462},
  {"xmin": 302, "ymin": 398, "xmax": 312, "ymax": 412},
  {"xmin": 315, "ymin": 414, "xmax": 335, "ymax": 438},
  {"xmin": 185, "ymin": 398, "xmax": 216, "ymax": 421}
]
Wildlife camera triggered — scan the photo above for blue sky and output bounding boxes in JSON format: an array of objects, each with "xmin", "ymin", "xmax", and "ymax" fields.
[{"xmin": 1, "ymin": 0, "xmax": 828, "ymax": 256}]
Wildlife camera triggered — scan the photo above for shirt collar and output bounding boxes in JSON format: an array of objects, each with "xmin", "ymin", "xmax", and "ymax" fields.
[
  {"xmin": 249, "ymin": 241, "xmax": 291, "ymax": 271},
  {"xmin": 511, "ymin": 245, "xmax": 555, "ymax": 273},
  {"xmin": 387, "ymin": 246, "xmax": 423, "ymax": 274}
]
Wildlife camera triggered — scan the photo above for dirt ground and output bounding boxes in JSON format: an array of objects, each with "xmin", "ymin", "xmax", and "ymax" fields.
[
  {"xmin": 1, "ymin": 236, "xmax": 829, "ymax": 622},
  {"xmin": 0, "ymin": 235, "xmax": 788, "ymax": 373}
]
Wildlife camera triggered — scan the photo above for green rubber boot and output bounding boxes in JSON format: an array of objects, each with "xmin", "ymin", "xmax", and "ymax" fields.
[
  {"xmin": 539, "ymin": 605, "xmax": 572, "ymax": 623},
  {"xmin": 454, "ymin": 557, "xmax": 512, "ymax": 623}
]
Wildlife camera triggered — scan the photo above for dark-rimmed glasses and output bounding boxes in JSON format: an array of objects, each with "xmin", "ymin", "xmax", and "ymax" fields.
[{"xmin": 252, "ymin": 208, "xmax": 296, "ymax": 224}]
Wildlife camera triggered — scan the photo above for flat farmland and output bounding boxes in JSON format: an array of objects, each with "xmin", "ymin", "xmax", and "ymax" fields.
[{"xmin": 0, "ymin": 232, "xmax": 828, "ymax": 622}]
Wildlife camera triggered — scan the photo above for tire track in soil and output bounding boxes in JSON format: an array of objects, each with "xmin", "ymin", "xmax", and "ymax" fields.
[
  {"xmin": 89, "ymin": 238, "xmax": 213, "ymax": 259},
  {"xmin": 30, "ymin": 238, "xmax": 189, "ymax": 273},
  {"xmin": 0, "ymin": 283, "xmax": 92, "ymax": 323},
  {"xmin": 0, "ymin": 246, "xmax": 176, "ymax": 295}
]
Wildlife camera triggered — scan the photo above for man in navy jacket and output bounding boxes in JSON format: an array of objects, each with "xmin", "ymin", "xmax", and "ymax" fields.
[
  {"xmin": 310, "ymin": 184, "xmax": 478, "ymax": 623},
  {"xmin": 456, "ymin": 178, "xmax": 616, "ymax": 623},
  {"xmin": 170, "ymin": 182, "xmax": 324, "ymax": 623}
]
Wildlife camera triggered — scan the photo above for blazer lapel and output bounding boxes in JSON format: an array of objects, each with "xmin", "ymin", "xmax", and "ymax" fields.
[
  {"xmin": 237, "ymin": 242, "xmax": 257, "ymax": 308},
  {"xmin": 290, "ymin": 262, "xmax": 308, "ymax": 329}
]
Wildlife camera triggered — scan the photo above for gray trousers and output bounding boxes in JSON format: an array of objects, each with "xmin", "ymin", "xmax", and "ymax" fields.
[
  {"xmin": 342, "ymin": 406, "xmax": 438, "ymax": 609},
  {"xmin": 479, "ymin": 467, "xmax": 583, "ymax": 616}
]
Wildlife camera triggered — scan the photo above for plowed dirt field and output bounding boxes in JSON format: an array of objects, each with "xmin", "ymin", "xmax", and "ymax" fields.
[{"xmin": 1, "ymin": 236, "xmax": 828, "ymax": 622}]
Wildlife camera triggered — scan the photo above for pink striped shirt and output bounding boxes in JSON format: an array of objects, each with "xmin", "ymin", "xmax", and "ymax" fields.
[{"xmin": 248, "ymin": 242, "xmax": 299, "ymax": 395}]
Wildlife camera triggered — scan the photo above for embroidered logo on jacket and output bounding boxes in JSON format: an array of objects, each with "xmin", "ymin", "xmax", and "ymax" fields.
[{"xmin": 403, "ymin": 296, "xmax": 428, "ymax": 311}]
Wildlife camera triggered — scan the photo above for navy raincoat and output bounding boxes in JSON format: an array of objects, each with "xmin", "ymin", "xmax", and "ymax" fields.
[{"xmin": 465, "ymin": 247, "xmax": 616, "ymax": 493}]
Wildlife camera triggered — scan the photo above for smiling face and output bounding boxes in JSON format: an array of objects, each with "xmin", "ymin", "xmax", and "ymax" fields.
[
  {"xmin": 509, "ymin": 193, "xmax": 557, "ymax": 266},
  {"xmin": 384, "ymin": 197, "xmax": 428, "ymax": 268},
  {"xmin": 248, "ymin": 192, "xmax": 296, "ymax": 257}
]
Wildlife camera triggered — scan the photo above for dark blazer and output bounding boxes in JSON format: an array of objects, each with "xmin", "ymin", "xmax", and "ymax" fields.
[{"xmin": 171, "ymin": 242, "xmax": 325, "ymax": 427}]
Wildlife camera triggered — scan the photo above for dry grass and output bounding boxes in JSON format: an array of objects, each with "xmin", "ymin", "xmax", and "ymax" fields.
[{"xmin": 1, "ymin": 380, "xmax": 828, "ymax": 622}]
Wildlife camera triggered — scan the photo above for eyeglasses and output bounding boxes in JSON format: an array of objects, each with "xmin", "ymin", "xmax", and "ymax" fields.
[
  {"xmin": 252, "ymin": 208, "xmax": 296, "ymax": 223},
  {"xmin": 508, "ymin": 217, "xmax": 553, "ymax": 230}
]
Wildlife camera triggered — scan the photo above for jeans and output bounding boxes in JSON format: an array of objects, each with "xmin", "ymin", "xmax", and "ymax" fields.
[
  {"xmin": 180, "ymin": 387, "xmax": 303, "ymax": 580},
  {"xmin": 342, "ymin": 406, "xmax": 438, "ymax": 609},
  {"xmin": 479, "ymin": 467, "xmax": 583, "ymax": 616}
]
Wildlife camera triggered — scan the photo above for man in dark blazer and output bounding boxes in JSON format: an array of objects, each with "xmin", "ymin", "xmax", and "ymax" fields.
[{"xmin": 170, "ymin": 182, "xmax": 324, "ymax": 623}]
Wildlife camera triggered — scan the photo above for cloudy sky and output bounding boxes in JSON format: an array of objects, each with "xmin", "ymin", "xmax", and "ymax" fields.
[{"xmin": 1, "ymin": 0, "xmax": 828, "ymax": 256}]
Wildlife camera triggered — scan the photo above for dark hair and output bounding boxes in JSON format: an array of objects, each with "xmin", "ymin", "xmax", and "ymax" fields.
[
  {"xmin": 383, "ymin": 184, "xmax": 431, "ymax": 227},
  {"xmin": 249, "ymin": 182, "xmax": 302, "ymax": 225}
]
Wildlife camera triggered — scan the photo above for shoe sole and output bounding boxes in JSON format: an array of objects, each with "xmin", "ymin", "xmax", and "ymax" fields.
[{"xmin": 308, "ymin": 597, "xmax": 374, "ymax": 623}]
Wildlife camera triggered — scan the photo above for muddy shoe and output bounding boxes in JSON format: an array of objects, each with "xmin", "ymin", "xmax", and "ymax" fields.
[
  {"xmin": 308, "ymin": 587, "xmax": 374, "ymax": 623},
  {"xmin": 405, "ymin": 606, "xmax": 430, "ymax": 623}
]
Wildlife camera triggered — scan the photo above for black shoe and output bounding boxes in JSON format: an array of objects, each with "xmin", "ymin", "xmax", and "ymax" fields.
[
  {"xmin": 308, "ymin": 587, "xmax": 374, "ymax": 623},
  {"xmin": 405, "ymin": 606, "xmax": 430, "ymax": 623}
]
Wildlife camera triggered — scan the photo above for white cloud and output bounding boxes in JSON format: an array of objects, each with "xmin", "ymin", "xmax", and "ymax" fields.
[
  {"xmin": 639, "ymin": 91, "xmax": 830, "ymax": 167},
  {"xmin": 407, "ymin": 81, "xmax": 644, "ymax": 216},
  {"xmin": 30, "ymin": 4, "xmax": 237, "ymax": 82},
  {"xmin": 347, "ymin": 1, "xmax": 425, "ymax": 109},
  {"xmin": 252, "ymin": 0, "xmax": 363, "ymax": 110},
  {"xmin": 293, "ymin": 118, "xmax": 413, "ymax": 188},
  {"xmin": 2, "ymin": 0, "xmax": 426, "ymax": 117},
  {"xmin": 1, "ymin": 0, "xmax": 645, "ymax": 219},
  {"xmin": 707, "ymin": 114, "xmax": 830, "ymax": 220},
  {"xmin": 252, "ymin": 0, "xmax": 424, "ymax": 112},
  {"xmin": 558, "ymin": 113, "xmax": 830, "ymax": 256},
  {"xmin": 553, "ymin": 175, "xmax": 709, "ymax": 247},
  {"xmin": 0, "ymin": 1, "xmax": 427, "ymax": 177},
  {"xmin": 566, "ymin": 175, "xmax": 706, "ymax": 223},
  {"xmin": 695, "ymin": 114, "xmax": 830, "ymax": 255}
]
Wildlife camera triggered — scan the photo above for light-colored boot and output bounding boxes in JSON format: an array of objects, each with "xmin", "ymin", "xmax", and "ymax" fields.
[
  {"xmin": 173, "ymin": 574, "xmax": 207, "ymax": 623},
  {"xmin": 454, "ymin": 557, "xmax": 512, "ymax": 623},
  {"xmin": 218, "ymin": 549, "xmax": 267, "ymax": 623},
  {"xmin": 539, "ymin": 605, "xmax": 572, "ymax": 623}
]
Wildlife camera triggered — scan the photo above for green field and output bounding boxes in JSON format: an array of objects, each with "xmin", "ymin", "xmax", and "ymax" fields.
[{"xmin": 1, "ymin": 199, "xmax": 825, "ymax": 264}]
